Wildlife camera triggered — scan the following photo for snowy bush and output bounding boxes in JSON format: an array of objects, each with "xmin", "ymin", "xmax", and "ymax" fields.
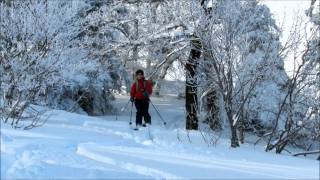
[
  {"xmin": 0, "ymin": 1, "xmax": 78, "ymax": 127},
  {"xmin": 0, "ymin": 1, "xmax": 123, "ymax": 128}
]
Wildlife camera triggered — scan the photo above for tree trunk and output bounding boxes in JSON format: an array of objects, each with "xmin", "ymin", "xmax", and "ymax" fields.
[
  {"xmin": 238, "ymin": 93, "xmax": 245, "ymax": 143},
  {"xmin": 228, "ymin": 110, "xmax": 240, "ymax": 147},
  {"xmin": 202, "ymin": 44, "xmax": 220, "ymax": 130},
  {"xmin": 230, "ymin": 126, "xmax": 240, "ymax": 147},
  {"xmin": 186, "ymin": 35, "xmax": 201, "ymax": 130}
]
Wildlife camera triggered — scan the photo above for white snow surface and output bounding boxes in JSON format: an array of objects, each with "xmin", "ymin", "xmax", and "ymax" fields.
[{"xmin": 1, "ymin": 95, "xmax": 319, "ymax": 179}]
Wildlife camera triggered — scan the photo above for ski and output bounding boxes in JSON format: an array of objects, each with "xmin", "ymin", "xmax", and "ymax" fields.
[
  {"xmin": 129, "ymin": 123, "xmax": 139, "ymax": 131},
  {"xmin": 133, "ymin": 127, "xmax": 139, "ymax": 131}
]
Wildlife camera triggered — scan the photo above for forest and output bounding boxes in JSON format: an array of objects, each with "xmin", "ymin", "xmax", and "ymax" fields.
[{"xmin": 1, "ymin": 1, "xmax": 319, "ymax": 175}]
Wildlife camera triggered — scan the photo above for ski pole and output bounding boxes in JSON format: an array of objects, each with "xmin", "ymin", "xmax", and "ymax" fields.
[
  {"xmin": 121, "ymin": 99, "xmax": 131, "ymax": 112},
  {"xmin": 150, "ymin": 100, "xmax": 167, "ymax": 126},
  {"xmin": 129, "ymin": 102, "xmax": 133, "ymax": 125}
]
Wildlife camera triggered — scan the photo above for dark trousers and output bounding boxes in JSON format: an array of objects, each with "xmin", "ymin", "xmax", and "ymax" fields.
[{"xmin": 134, "ymin": 99, "xmax": 151, "ymax": 125}]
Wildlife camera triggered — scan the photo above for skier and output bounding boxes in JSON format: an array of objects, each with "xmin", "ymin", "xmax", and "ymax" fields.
[{"xmin": 130, "ymin": 69, "xmax": 153, "ymax": 128}]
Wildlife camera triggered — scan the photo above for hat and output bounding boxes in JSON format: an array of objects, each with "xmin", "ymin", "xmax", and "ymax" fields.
[{"xmin": 135, "ymin": 69, "xmax": 144, "ymax": 75}]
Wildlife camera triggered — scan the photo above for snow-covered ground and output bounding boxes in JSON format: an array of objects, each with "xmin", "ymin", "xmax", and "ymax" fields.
[{"xmin": 1, "ymin": 94, "xmax": 319, "ymax": 179}]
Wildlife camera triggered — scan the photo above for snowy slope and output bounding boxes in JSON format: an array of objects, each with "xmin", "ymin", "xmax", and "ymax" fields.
[{"xmin": 1, "ymin": 95, "xmax": 319, "ymax": 179}]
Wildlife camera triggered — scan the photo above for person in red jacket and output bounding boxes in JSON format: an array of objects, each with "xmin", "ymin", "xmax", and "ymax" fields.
[{"xmin": 130, "ymin": 69, "xmax": 153, "ymax": 127}]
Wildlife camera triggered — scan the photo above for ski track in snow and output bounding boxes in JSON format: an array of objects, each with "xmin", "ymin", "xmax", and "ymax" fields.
[
  {"xmin": 77, "ymin": 143, "xmax": 297, "ymax": 179},
  {"xmin": 77, "ymin": 144, "xmax": 182, "ymax": 180},
  {"xmin": 1, "ymin": 95, "xmax": 319, "ymax": 179},
  {"xmin": 79, "ymin": 120, "xmax": 318, "ymax": 179}
]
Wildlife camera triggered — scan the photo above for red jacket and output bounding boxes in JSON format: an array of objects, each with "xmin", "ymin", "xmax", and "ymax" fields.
[{"xmin": 130, "ymin": 78, "xmax": 152, "ymax": 100}]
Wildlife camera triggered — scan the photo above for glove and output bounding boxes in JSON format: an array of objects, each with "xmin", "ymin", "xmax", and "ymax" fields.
[{"xmin": 130, "ymin": 97, "xmax": 134, "ymax": 102}]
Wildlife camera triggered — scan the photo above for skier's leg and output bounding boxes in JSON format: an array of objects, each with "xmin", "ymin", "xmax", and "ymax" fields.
[
  {"xmin": 135, "ymin": 100, "xmax": 143, "ymax": 126},
  {"xmin": 143, "ymin": 101, "xmax": 151, "ymax": 124}
]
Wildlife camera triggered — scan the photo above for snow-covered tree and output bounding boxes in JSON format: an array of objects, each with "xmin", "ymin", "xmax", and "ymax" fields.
[
  {"xmin": 234, "ymin": 1, "xmax": 288, "ymax": 136},
  {"xmin": 0, "ymin": 0, "xmax": 126, "ymax": 128},
  {"xmin": 266, "ymin": 0, "xmax": 319, "ymax": 153},
  {"xmin": 195, "ymin": 0, "xmax": 288, "ymax": 147},
  {"xmin": 0, "ymin": 0, "xmax": 82, "ymax": 128}
]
